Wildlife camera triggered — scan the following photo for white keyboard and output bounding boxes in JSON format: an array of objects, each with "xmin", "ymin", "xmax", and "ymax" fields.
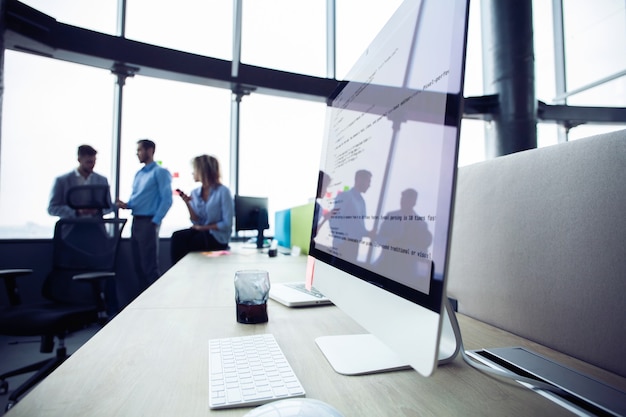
[{"xmin": 208, "ymin": 334, "xmax": 306, "ymax": 409}]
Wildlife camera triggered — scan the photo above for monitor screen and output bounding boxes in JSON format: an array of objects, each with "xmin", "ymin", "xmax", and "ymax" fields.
[
  {"xmin": 234, "ymin": 196, "xmax": 270, "ymax": 232},
  {"xmin": 234, "ymin": 195, "xmax": 270, "ymax": 248},
  {"xmin": 309, "ymin": 0, "xmax": 470, "ymax": 377}
]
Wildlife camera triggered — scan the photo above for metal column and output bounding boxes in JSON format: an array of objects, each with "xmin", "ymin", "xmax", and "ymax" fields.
[
  {"xmin": 230, "ymin": 0, "xmax": 243, "ymax": 195},
  {"xmin": 0, "ymin": 0, "xmax": 5, "ymax": 185},
  {"xmin": 483, "ymin": 0, "xmax": 537, "ymax": 157}
]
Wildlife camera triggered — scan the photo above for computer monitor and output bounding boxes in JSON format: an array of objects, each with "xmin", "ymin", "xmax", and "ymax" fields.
[
  {"xmin": 234, "ymin": 195, "xmax": 270, "ymax": 249},
  {"xmin": 309, "ymin": 0, "xmax": 470, "ymax": 377}
]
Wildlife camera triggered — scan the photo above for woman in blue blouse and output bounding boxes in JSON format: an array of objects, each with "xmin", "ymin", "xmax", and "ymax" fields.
[{"xmin": 170, "ymin": 154, "xmax": 234, "ymax": 264}]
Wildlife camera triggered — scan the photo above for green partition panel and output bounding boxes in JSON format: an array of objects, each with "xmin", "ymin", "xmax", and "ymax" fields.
[{"xmin": 289, "ymin": 202, "xmax": 315, "ymax": 255}]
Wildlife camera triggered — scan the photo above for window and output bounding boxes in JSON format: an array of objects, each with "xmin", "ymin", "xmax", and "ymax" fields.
[
  {"xmin": 0, "ymin": 52, "xmax": 114, "ymax": 238},
  {"xmin": 2, "ymin": 1, "xmax": 625, "ymax": 239},
  {"xmin": 241, "ymin": 0, "xmax": 326, "ymax": 77},
  {"xmin": 119, "ymin": 75, "xmax": 231, "ymax": 237},
  {"xmin": 548, "ymin": 0, "xmax": 626, "ymax": 141},
  {"xmin": 125, "ymin": 0, "xmax": 232, "ymax": 60},
  {"xmin": 21, "ymin": 0, "xmax": 117, "ymax": 35},
  {"xmin": 458, "ymin": 0, "xmax": 486, "ymax": 166},
  {"xmin": 335, "ymin": 0, "xmax": 403, "ymax": 79},
  {"xmin": 238, "ymin": 94, "xmax": 326, "ymax": 236},
  {"xmin": 562, "ymin": 0, "xmax": 626, "ymax": 92}
]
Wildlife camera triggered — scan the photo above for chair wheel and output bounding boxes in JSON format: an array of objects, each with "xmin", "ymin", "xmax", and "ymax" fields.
[
  {"xmin": 0, "ymin": 379, "xmax": 8, "ymax": 395},
  {"xmin": 5, "ymin": 400, "xmax": 16, "ymax": 412}
]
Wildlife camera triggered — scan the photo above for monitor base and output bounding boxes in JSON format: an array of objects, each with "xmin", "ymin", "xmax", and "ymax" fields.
[{"xmin": 315, "ymin": 298, "xmax": 461, "ymax": 375}]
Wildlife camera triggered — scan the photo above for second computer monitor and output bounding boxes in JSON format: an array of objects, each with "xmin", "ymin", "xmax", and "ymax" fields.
[{"xmin": 234, "ymin": 195, "xmax": 270, "ymax": 249}]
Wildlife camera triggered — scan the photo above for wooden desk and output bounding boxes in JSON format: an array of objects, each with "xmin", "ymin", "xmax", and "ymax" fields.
[{"xmin": 7, "ymin": 248, "xmax": 626, "ymax": 416}]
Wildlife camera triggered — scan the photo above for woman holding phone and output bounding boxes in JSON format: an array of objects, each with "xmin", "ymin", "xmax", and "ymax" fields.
[{"xmin": 170, "ymin": 154, "xmax": 233, "ymax": 264}]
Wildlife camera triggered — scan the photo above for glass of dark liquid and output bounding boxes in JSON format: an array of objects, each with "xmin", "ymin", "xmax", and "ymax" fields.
[{"xmin": 234, "ymin": 270, "xmax": 270, "ymax": 324}]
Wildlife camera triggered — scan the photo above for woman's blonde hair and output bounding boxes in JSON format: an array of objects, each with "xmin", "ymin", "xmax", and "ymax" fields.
[{"xmin": 193, "ymin": 154, "xmax": 221, "ymax": 185}]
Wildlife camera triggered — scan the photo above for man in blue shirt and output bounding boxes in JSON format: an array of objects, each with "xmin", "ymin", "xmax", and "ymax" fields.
[
  {"xmin": 117, "ymin": 139, "xmax": 173, "ymax": 294},
  {"xmin": 329, "ymin": 169, "xmax": 375, "ymax": 263}
]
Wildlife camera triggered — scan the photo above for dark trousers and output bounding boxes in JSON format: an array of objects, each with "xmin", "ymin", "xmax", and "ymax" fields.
[
  {"xmin": 170, "ymin": 228, "xmax": 228, "ymax": 264},
  {"xmin": 131, "ymin": 217, "xmax": 160, "ymax": 295}
]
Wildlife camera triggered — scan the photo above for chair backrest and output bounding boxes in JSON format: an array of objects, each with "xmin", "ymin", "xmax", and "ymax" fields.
[
  {"xmin": 42, "ymin": 217, "xmax": 126, "ymax": 305},
  {"xmin": 66, "ymin": 184, "xmax": 111, "ymax": 215}
]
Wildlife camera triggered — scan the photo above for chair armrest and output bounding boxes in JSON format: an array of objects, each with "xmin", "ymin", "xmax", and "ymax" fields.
[
  {"xmin": 72, "ymin": 272, "xmax": 116, "ymax": 323},
  {"xmin": 0, "ymin": 269, "xmax": 34, "ymax": 278},
  {"xmin": 0, "ymin": 269, "xmax": 33, "ymax": 306},
  {"xmin": 72, "ymin": 272, "xmax": 116, "ymax": 281}
]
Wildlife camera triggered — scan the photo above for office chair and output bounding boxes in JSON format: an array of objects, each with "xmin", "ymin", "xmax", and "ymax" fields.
[
  {"xmin": 65, "ymin": 183, "xmax": 113, "ymax": 217},
  {"xmin": 0, "ymin": 187, "xmax": 125, "ymax": 411}
]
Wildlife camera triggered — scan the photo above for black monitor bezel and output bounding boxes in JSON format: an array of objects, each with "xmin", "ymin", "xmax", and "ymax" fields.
[
  {"xmin": 234, "ymin": 195, "xmax": 270, "ymax": 232},
  {"xmin": 310, "ymin": 239, "xmax": 444, "ymax": 313}
]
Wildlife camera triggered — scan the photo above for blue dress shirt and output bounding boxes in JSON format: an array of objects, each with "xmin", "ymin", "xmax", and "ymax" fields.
[
  {"xmin": 188, "ymin": 184, "xmax": 233, "ymax": 244},
  {"xmin": 127, "ymin": 162, "xmax": 173, "ymax": 225}
]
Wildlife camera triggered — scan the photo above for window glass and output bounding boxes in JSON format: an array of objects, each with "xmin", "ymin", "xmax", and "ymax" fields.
[
  {"xmin": 531, "ymin": 0, "xmax": 560, "ymax": 149},
  {"xmin": 532, "ymin": 0, "xmax": 557, "ymax": 104},
  {"xmin": 567, "ymin": 124, "xmax": 626, "ymax": 141},
  {"xmin": 0, "ymin": 51, "xmax": 114, "ymax": 238},
  {"xmin": 562, "ymin": 0, "xmax": 626, "ymax": 91},
  {"xmin": 238, "ymin": 94, "xmax": 326, "ymax": 237},
  {"xmin": 125, "ymin": 0, "xmax": 232, "ymax": 59},
  {"xmin": 458, "ymin": 120, "xmax": 487, "ymax": 167},
  {"xmin": 463, "ymin": 0, "xmax": 483, "ymax": 98},
  {"xmin": 566, "ymin": 76, "xmax": 626, "ymax": 141},
  {"xmin": 241, "ymin": 0, "xmax": 326, "ymax": 77},
  {"xmin": 457, "ymin": 0, "xmax": 485, "ymax": 166},
  {"xmin": 537, "ymin": 123, "xmax": 560, "ymax": 148},
  {"xmin": 21, "ymin": 0, "xmax": 117, "ymax": 34},
  {"xmin": 568, "ymin": 76, "xmax": 626, "ymax": 108},
  {"xmin": 335, "ymin": 0, "xmax": 403, "ymax": 79},
  {"xmin": 4, "ymin": 0, "xmax": 625, "ymax": 241},
  {"xmin": 119, "ymin": 76, "xmax": 231, "ymax": 238}
]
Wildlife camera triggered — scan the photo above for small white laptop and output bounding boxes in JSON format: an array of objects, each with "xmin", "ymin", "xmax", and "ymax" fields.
[{"xmin": 269, "ymin": 282, "xmax": 333, "ymax": 307}]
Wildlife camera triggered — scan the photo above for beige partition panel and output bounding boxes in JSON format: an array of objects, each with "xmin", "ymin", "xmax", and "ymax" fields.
[{"xmin": 447, "ymin": 129, "xmax": 626, "ymax": 377}]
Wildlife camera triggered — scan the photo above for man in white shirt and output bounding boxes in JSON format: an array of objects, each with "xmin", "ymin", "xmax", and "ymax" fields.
[{"xmin": 48, "ymin": 144, "xmax": 114, "ymax": 218}]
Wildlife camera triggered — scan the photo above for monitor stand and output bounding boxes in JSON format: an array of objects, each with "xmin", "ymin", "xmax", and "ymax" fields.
[
  {"xmin": 256, "ymin": 208, "xmax": 269, "ymax": 249},
  {"xmin": 255, "ymin": 229, "xmax": 265, "ymax": 249},
  {"xmin": 315, "ymin": 298, "xmax": 461, "ymax": 375}
]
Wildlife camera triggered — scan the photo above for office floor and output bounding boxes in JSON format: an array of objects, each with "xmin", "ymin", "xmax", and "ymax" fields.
[{"xmin": 0, "ymin": 325, "xmax": 100, "ymax": 414}]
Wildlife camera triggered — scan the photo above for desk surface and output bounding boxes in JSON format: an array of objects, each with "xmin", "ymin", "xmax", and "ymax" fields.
[{"xmin": 7, "ymin": 248, "xmax": 626, "ymax": 417}]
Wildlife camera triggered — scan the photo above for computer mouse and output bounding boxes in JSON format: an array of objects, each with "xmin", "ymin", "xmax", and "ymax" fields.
[{"xmin": 243, "ymin": 398, "xmax": 345, "ymax": 417}]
